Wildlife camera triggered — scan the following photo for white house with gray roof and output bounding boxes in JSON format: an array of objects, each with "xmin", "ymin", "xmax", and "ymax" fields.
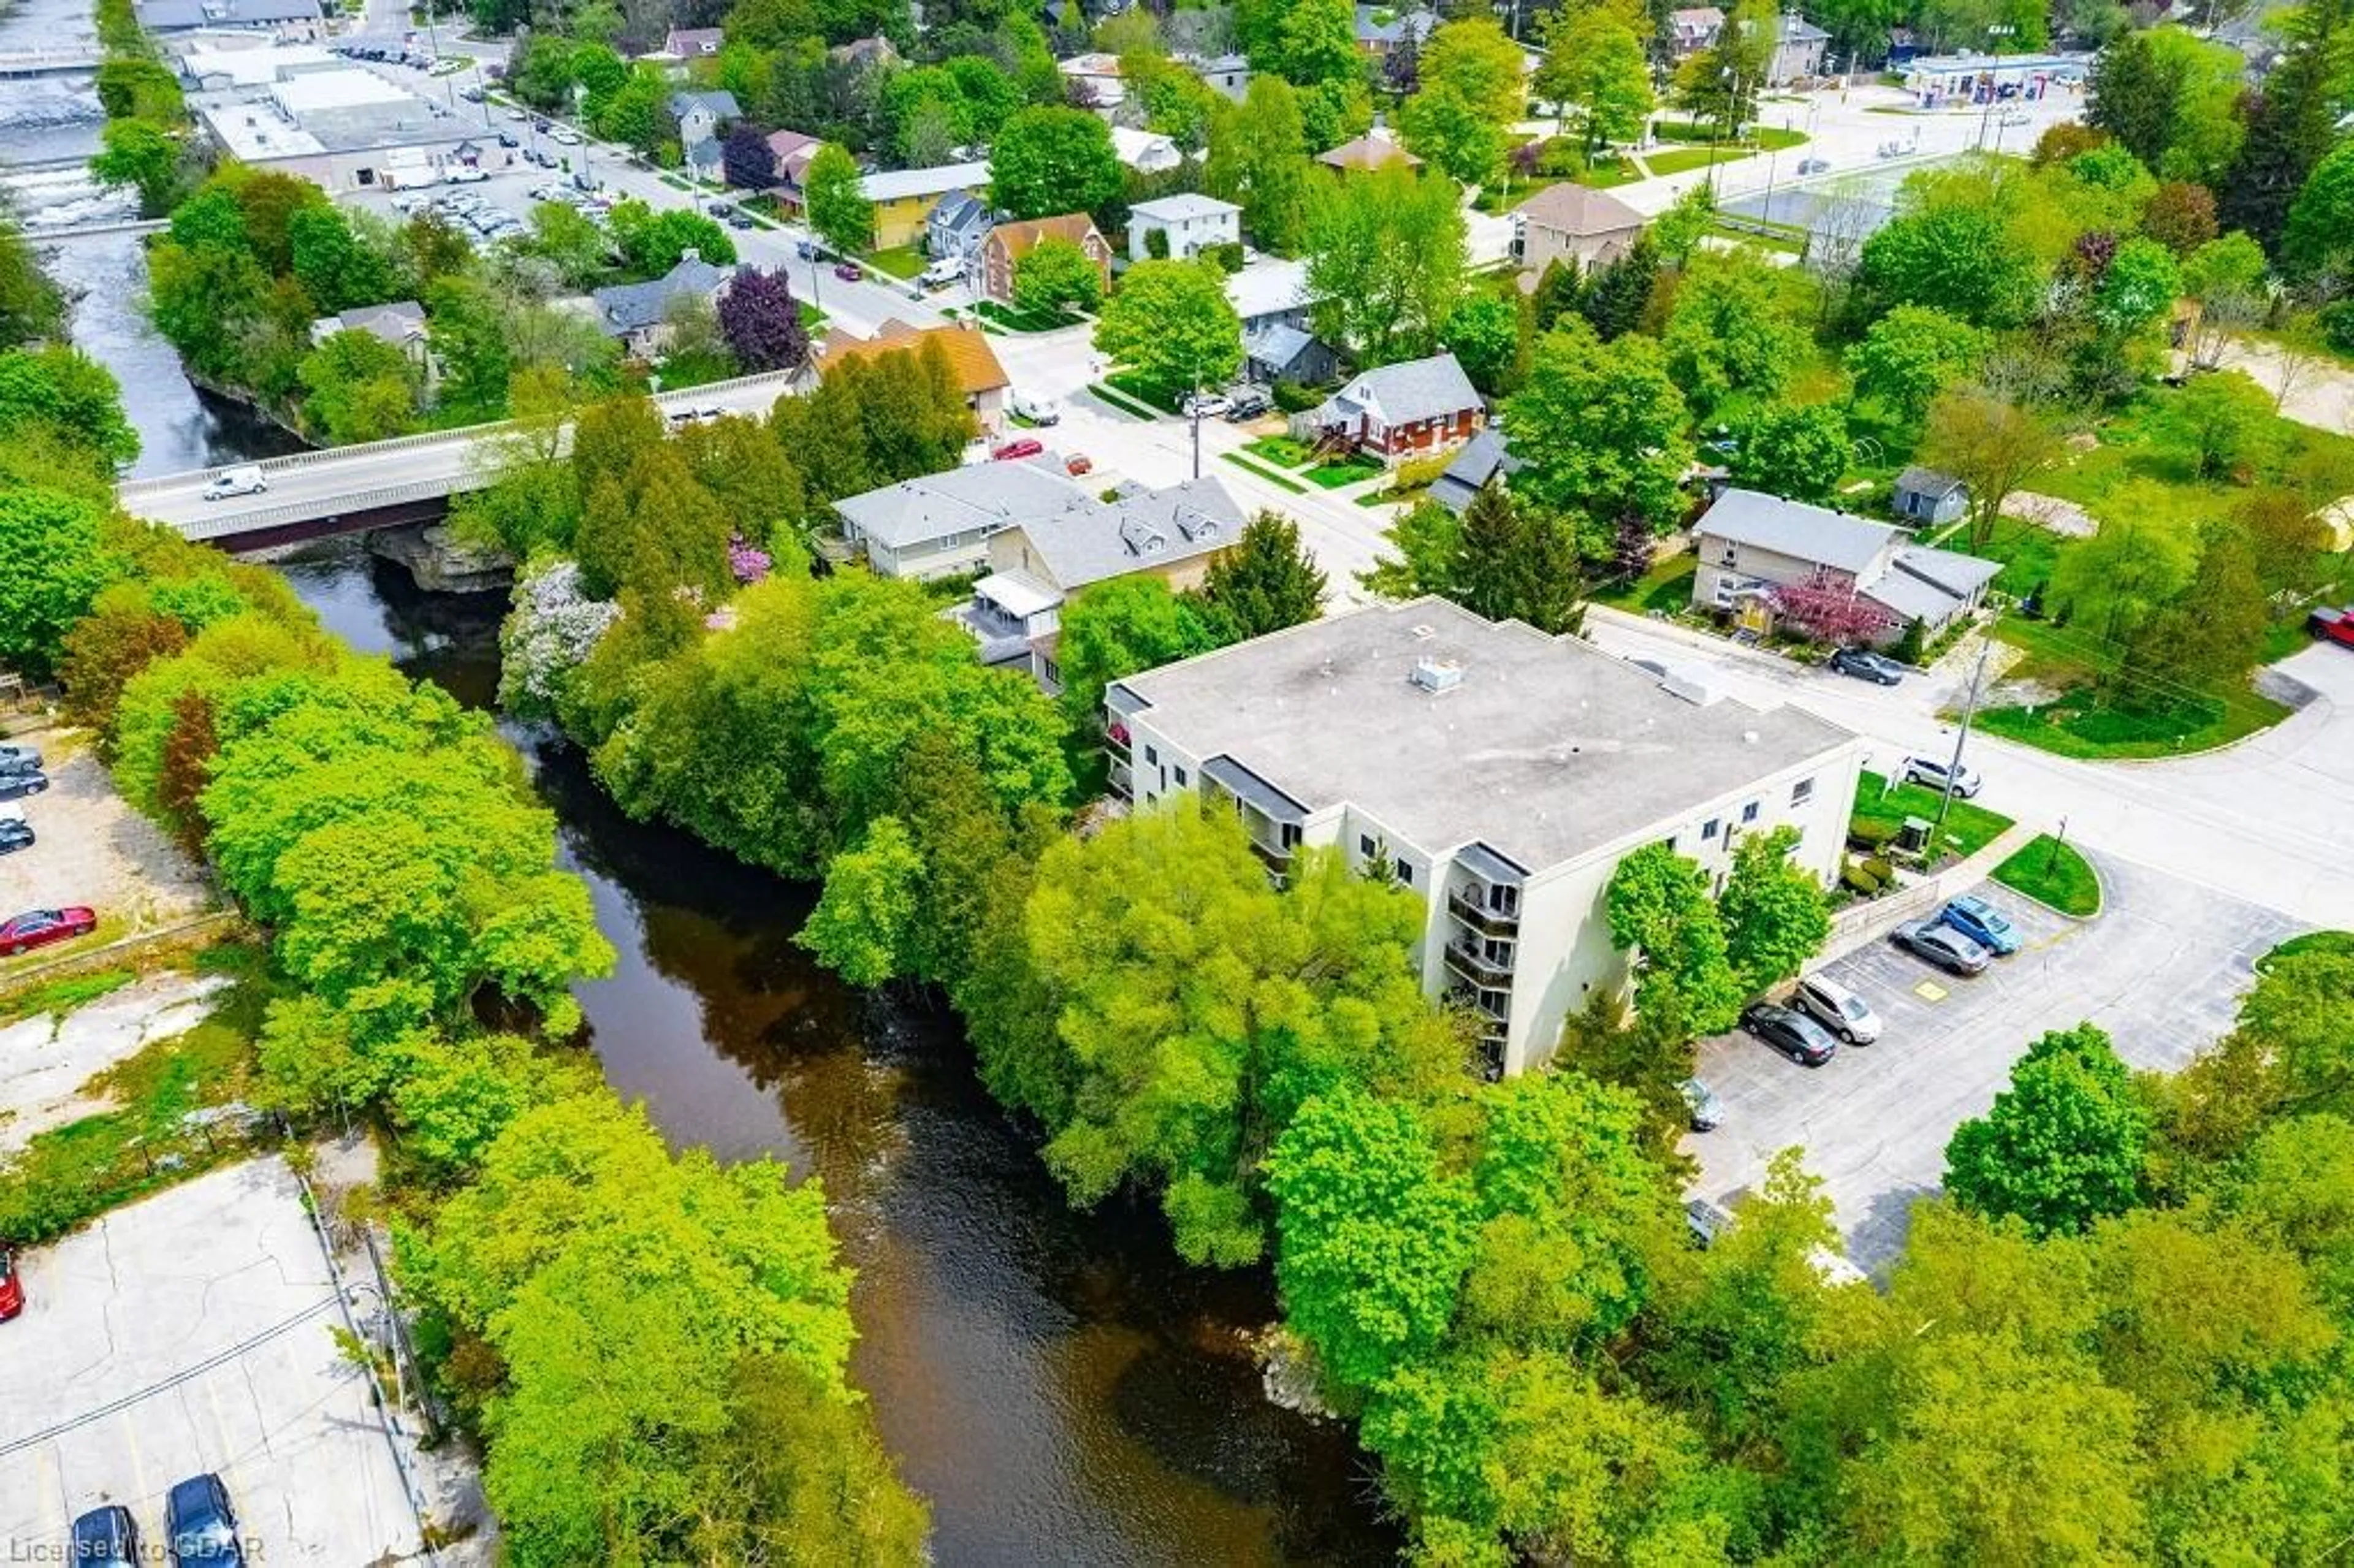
[
  {"xmin": 1691, "ymin": 488, "xmax": 2000, "ymax": 642},
  {"xmin": 666, "ymin": 89, "xmax": 741, "ymax": 148},
  {"xmin": 1297, "ymin": 352, "xmax": 1485, "ymax": 463},
  {"xmin": 1128, "ymin": 193, "xmax": 1240, "ymax": 261},
  {"xmin": 588, "ymin": 256, "xmax": 733, "ymax": 359},
  {"xmin": 1108, "ymin": 596, "xmax": 1867, "ymax": 1076},
  {"xmin": 832, "ymin": 459, "xmax": 1080, "ymax": 580}
]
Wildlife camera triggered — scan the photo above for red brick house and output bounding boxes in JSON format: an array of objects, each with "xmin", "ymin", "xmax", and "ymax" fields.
[
  {"xmin": 978, "ymin": 213, "xmax": 1112, "ymax": 308},
  {"xmin": 1297, "ymin": 352, "xmax": 1485, "ymax": 463}
]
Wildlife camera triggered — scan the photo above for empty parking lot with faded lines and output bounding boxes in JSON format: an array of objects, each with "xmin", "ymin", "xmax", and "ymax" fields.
[{"xmin": 1690, "ymin": 851, "xmax": 2302, "ymax": 1271}]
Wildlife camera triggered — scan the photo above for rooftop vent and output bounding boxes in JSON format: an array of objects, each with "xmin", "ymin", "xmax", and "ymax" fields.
[
  {"xmin": 1411, "ymin": 623, "xmax": 1434, "ymax": 640},
  {"xmin": 1411, "ymin": 657, "xmax": 1463, "ymax": 694}
]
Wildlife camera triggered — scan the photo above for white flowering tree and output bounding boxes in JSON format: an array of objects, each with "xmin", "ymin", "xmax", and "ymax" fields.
[{"xmin": 500, "ymin": 560, "xmax": 619, "ymax": 718}]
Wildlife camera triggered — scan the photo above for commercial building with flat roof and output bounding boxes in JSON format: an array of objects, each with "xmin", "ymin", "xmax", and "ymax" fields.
[
  {"xmin": 196, "ymin": 65, "xmax": 482, "ymax": 189},
  {"xmin": 1109, "ymin": 597, "xmax": 1867, "ymax": 1076}
]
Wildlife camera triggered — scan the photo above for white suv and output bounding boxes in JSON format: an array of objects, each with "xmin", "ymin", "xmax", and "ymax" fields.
[
  {"xmin": 201, "ymin": 465, "xmax": 268, "ymax": 501},
  {"xmin": 1794, "ymin": 974, "xmax": 1881, "ymax": 1044}
]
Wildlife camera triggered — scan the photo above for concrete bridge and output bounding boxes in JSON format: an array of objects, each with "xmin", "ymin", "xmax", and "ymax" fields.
[
  {"xmin": 116, "ymin": 370, "xmax": 806, "ymax": 550},
  {"xmin": 0, "ymin": 46, "xmax": 105, "ymax": 77}
]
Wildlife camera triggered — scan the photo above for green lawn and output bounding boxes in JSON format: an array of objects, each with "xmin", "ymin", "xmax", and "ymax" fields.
[
  {"xmin": 1592, "ymin": 556, "xmax": 1698, "ymax": 614},
  {"xmin": 863, "ymin": 244, "xmax": 926, "ymax": 280},
  {"xmin": 1307, "ymin": 457, "xmax": 1382, "ymax": 488},
  {"xmin": 1974, "ymin": 683, "xmax": 2289, "ymax": 760},
  {"xmin": 1644, "ymin": 145, "xmax": 1756, "ymax": 177},
  {"xmin": 1851, "ymin": 769, "xmax": 2016, "ymax": 862},
  {"xmin": 1651, "ymin": 120, "xmax": 1809, "ymax": 150},
  {"xmin": 1992, "ymin": 834, "xmax": 2103, "ymax": 916},
  {"xmin": 1246, "ymin": 434, "xmax": 1315, "ymax": 468},
  {"xmin": 1103, "ymin": 370, "xmax": 1186, "ymax": 414},
  {"xmin": 2259, "ymin": 929, "xmax": 2354, "ymax": 970},
  {"xmin": 1574, "ymin": 161, "xmax": 1642, "ymax": 189},
  {"xmin": 1222, "ymin": 452, "xmax": 1308, "ymax": 493},
  {"xmin": 1091, "ymin": 381, "xmax": 1163, "ymax": 419},
  {"xmin": 974, "ymin": 299, "xmax": 1077, "ymax": 333}
]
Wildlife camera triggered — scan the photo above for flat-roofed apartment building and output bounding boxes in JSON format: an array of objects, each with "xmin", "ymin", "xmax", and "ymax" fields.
[{"xmin": 1107, "ymin": 598, "xmax": 1867, "ymax": 1077}]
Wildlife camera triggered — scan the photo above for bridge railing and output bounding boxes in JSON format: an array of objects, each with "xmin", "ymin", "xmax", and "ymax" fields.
[
  {"xmin": 170, "ymin": 476, "xmax": 469, "ymax": 542},
  {"xmin": 118, "ymin": 368, "xmax": 807, "ymax": 497}
]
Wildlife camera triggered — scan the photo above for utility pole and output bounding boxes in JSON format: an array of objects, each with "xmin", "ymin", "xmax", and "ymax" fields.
[{"xmin": 1932, "ymin": 636, "xmax": 1994, "ymax": 843}]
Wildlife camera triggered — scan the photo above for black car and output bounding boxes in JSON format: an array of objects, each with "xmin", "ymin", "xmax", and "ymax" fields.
[
  {"xmin": 166, "ymin": 1474, "xmax": 244, "ymax": 1566},
  {"xmin": 1828, "ymin": 646, "xmax": 1904, "ymax": 685},
  {"xmin": 1891, "ymin": 918, "xmax": 1991, "ymax": 976},
  {"xmin": 1742, "ymin": 1002, "xmax": 1840, "ymax": 1067},
  {"xmin": 1224, "ymin": 390, "xmax": 1271, "ymax": 421},
  {"xmin": 0, "ymin": 771, "xmax": 47, "ymax": 803},
  {"xmin": 70, "ymin": 1505, "xmax": 140, "ymax": 1565},
  {"xmin": 0, "ymin": 818, "xmax": 32, "ymax": 855}
]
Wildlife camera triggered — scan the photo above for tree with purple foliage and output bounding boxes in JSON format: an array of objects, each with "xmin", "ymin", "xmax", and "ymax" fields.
[
  {"xmin": 716, "ymin": 268, "xmax": 810, "ymax": 373},
  {"xmin": 722, "ymin": 120, "xmax": 777, "ymax": 191},
  {"xmin": 1769, "ymin": 575, "xmax": 1894, "ymax": 647}
]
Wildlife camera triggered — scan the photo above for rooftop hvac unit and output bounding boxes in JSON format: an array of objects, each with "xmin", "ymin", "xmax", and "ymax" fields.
[{"xmin": 1411, "ymin": 657, "xmax": 1463, "ymax": 694}]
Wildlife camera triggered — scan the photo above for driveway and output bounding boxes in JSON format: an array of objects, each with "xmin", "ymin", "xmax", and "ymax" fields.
[
  {"xmin": 0, "ymin": 733, "xmax": 212, "ymax": 962},
  {"xmin": 0, "ymin": 1157, "xmax": 426, "ymax": 1564},
  {"xmin": 1689, "ymin": 853, "xmax": 2300, "ymax": 1269}
]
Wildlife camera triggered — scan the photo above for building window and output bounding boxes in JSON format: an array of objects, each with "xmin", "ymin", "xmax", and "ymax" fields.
[
  {"xmin": 1742, "ymin": 800, "xmax": 1761, "ymax": 823},
  {"xmin": 1702, "ymin": 818, "xmax": 1720, "ymax": 840},
  {"xmin": 1360, "ymin": 833, "xmax": 1376, "ymax": 856},
  {"xmin": 1791, "ymin": 777, "xmax": 1814, "ymax": 806},
  {"xmin": 1173, "ymin": 766, "xmax": 1188, "ymax": 786},
  {"xmin": 1280, "ymin": 822, "xmax": 1303, "ymax": 849},
  {"xmin": 1143, "ymin": 744, "xmax": 1157, "ymax": 766},
  {"xmin": 1398, "ymin": 862, "xmax": 1414, "ymax": 887}
]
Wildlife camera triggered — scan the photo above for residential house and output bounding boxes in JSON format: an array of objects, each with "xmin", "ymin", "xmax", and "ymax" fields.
[
  {"xmin": 1689, "ymin": 488, "xmax": 2001, "ymax": 642},
  {"xmin": 834, "ymin": 459, "xmax": 1081, "ymax": 579},
  {"xmin": 1892, "ymin": 466, "xmax": 1968, "ymax": 527},
  {"xmin": 764, "ymin": 129, "xmax": 822, "ymax": 210},
  {"xmin": 308, "ymin": 298, "xmax": 428, "ymax": 356},
  {"xmin": 664, "ymin": 26, "xmax": 724, "ymax": 56},
  {"xmin": 1108, "ymin": 596, "xmax": 1867, "ymax": 1076},
  {"xmin": 1669, "ymin": 6, "xmax": 1724, "ymax": 55},
  {"xmin": 1110, "ymin": 125, "xmax": 1183, "ymax": 174},
  {"xmin": 1315, "ymin": 133, "xmax": 1423, "ymax": 175},
  {"xmin": 858, "ymin": 161, "xmax": 992, "ymax": 248},
  {"xmin": 1297, "ymin": 352, "xmax": 1485, "ymax": 463},
  {"xmin": 1430, "ymin": 429, "xmax": 1521, "ymax": 513},
  {"xmin": 1353, "ymin": 3, "xmax": 1436, "ymax": 55},
  {"xmin": 135, "ymin": 0, "xmax": 322, "ymax": 36},
  {"xmin": 829, "ymin": 35, "xmax": 901, "ymax": 67},
  {"xmin": 1059, "ymin": 50, "xmax": 1126, "ymax": 107},
  {"xmin": 589, "ymin": 256, "xmax": 732, "ymax": 359},
  {"xmin": 1768, "ymin": 16, "xmax": 1832, "ymax": 82},
  {"xmin": 667, "ymin": 89, "xmax": 741, "ymax": 149},
  {"xmin": 815, "ymin": 318, "xmax": 1012, "ymax": 432},
  {"xmin": 1514, "ymin": 182, "xmax": 1644, "ymax": 277},
  {"xmin": 928, "ymin": 189, "xmax": 996, "ymax": 270},
  {"xmin": 683, "ymin": 137, "xmax": 723, "ymax": 179},
  {"xmin": 1128, "ymin": 193, "xmax": 1240, "ymax": 261},
  {"xmin": 1243, "ymin": 323, "xmax": 1339, "ymax": 387},
  {"xmin": 1194, "ymin": 52, "xmax": 1251, "ymax": 101},
  {"xmin": 1228, "ymin": 257, "xmax": 1316, "ymax": 336},
  {"xmin": 979, "ymin": 213, "xmax": 1112, "ymax": 305},
  {"xmin": 966, "ymin": 476, "xmax": 1246, "ymax": 683}
]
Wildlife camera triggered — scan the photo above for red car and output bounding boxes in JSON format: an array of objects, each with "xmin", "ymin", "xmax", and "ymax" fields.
[
  {"xmin": 1, "ymin": 906, "xmax": 96, "ymax": 957},
  {"xmin": 0, "ymin": 1249, "xmax": 21, "ymax": 1320},
  {"xmin": 993, "ymin": 438, "xmax": 1045, "ymax": 462},
  {"xmin": 2310, "ymin": 607, "xmax": 2354, "ymax": 649}
]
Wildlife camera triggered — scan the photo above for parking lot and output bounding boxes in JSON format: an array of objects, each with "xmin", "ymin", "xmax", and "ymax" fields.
[
  {"xmin": 0, "ymin": 734, "xmax": 212, "ymax": 968},
  {"xmin": 0, "ymin": 1157, "xmax": 424, "ymax": 1563},
  {"xmin": 1689, "ymin": 852, "xmax": 2303, "ymax": 1269}
]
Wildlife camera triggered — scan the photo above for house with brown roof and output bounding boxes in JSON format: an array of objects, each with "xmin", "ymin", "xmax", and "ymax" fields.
[
  {"xmin": 978, "ymin": 213, "xmax": 1111, "ymax": 307},
  {"xmin": 816, "ymin": 319, "xmax": 1012, "ymax": 433},
  {"xmin": 1515, "ymin": 183, "xmax": 1645, "ymax": 278},
  {"xmin": 1316, "ymin": 134, "xmax": 1424, "ymax": 175},
  {"xmin": 764, "ymin": 129, "xmax": 821, "ymax": 210}
]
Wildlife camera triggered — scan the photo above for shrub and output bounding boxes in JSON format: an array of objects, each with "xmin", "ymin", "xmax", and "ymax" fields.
[
  {"xmin": 2323, "ymin": 300, "xmax": 2354, "ymax": 356},
  {"xmin": 1841, "ymin": 860, "xmax": 1881, "ymax": 895},
  {"xmin": 1273, "ymin": 378, "xmax": 1325, "ymax": 413},
  {"xmin": 1392, "ymin": 452, "xmax": 1454, "ymax": 491},
  {"xmin": 1205, "ymin": 242, "xmax": 1246, "ymax": 274},
  {"xmin": 1145, "ymin": 227, "xmax": 1170, "ymax": 260}
]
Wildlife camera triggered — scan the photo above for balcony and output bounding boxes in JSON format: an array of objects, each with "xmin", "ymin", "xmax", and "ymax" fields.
[
  {"xmin": 1446, "ymin": 981, "xmax": 1509, "ymax": 1024},
  {"xmin": 1247, "ymin": 836, "xmax": 1295, "ymax": 879},
  {"xmin": 1108, "ymin": 758, "xmax": 1133, "ymax": 801},
  {"xmin": 1447, "ymin": 885, "xmax": 1518, "ymax": 935},
  {"xmin": 1443, "ymin": 940, "xmax": 1515, "ymax": 989}
]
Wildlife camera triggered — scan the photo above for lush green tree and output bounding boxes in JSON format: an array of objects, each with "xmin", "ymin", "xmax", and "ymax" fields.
[
  {"xmin": 1448, "ymin": 483, "xmax": 1587, "ymax": 634},
  {"xmin": 591, "ymin": 66, "xmax": 672, "ymax": 153},
  {"xmin": 989, "ymin": 106, "xmax": 1124, "ymax": 221},
  {"xmin": 797, "ymin": 815, "xmax": 925, "ymax": 985},
  {"xmin": 1577, "ymin": 233, "xmax": 1657, "ymax": 343},
  {"xmin": 2172, "ymin": 369, "xmax": 2275, "ymax": 481},
  {"xmin": 2284, "ymin": 140, "xmax": 2354, "ymax": 284},
  {"xmin": 2091, "ymin": 235, "xmax": 2181, "ymax": 338},
  {"xmin": 804, "ymin": 143, "xmax": 875, "ymax": 253},
  {"xmin": 2217, "ymin": 0, "xmax": 2350, "ymax": 251},
  {"xmin": 521, "ymin": 200, "xmax": 616, "ymax": 289},
  {"xmin": 1396, "ymin": 19, "xmax": 1524, "ymax": 185},
  {"xmin": 1018, "ymin": 807, "xmax": 1465, "ymax": 1264},
  {"xmin": 1011, "ymin": 235, "xmax": 1105, "ymax": 316},
  {"xmin": 90, "ymin": 116, "xmax": 183, "ymax": 217},
  {"xmin": 1919, "ymin": 387, "xmax": 2065, "ymax": 552},
  {"xmin": 2085, "ymin": 26, "xmax": 2245, "ymax": 186},
  {"xmin": 297, "ymin": 329, "xmax": 419, "ymax": 446},
  {"xmin": 2051, "ymin": 508, "xmax": 2200, "ymax": 658},
  {"xmin": 1945, "ymin": 1024, "xmax": 2150, "ymax": 1235},
  {"xmin": 1857, "ymin": 201, "xmax": 2044, "ymax": 330},
  {"xmin": 1663, "ymin": 251, "xmax": 1805, "ymax": 409},
  {"xmin": 1296, "ymin": 76, "xmax": 1374, "ymax": 154},
  {"xmin": 0, "ymin": 217, "xmax": 64, "ymax": 349},
  {"xmin": 1267, "ymin": 1086, "xmax": 1477, "ymax": 1390},
  {"xmin": 1440, "ymin": 293, "xmax": 1522, "ymax": 396},
  {"xmin": 608, "ymin": 200, "xmax": 737, "ymax": 277},
  {"xmin": 1604, "ymin": 842, "xmax": 1743, "ymax": 1037},
  {"xmin": 1194, "ymin": 512, "xmax": 1327, "ymax": 639},
  {"xmin": 1054, "ymin": 576, "xmax": 1227, "ymax": 739},
  {"xmin": 95, "ymin": 55, "xmax": 185, "ymax": 123},
  {"xmin": 1301, "ymin": 162, "xmax": 1468, "ymax": 365},
  {"xmin": 2135, "ymin": 518, "xmax": 2270, "ymax": 693},
  {"xmin": 1205, "ymin": 76, "xmax": 1312, "ymax": 254},
  {"xmin": 288, "ymin": 205, "xmax": 397, "ymax": 313},
  {"xmin": 1730, "ymin": 401, "xmax": 1848, "ymax": 503},
  {"xmin": 0, "ymin": 487, "xmax": 115, "ymax": 681},
  {"xmin": 419, "ymin": 276, "xmax": 512, "ymax": 423},
  {"xmin": 0, "ymin": 345, "xmax": 140, "ymax": 468},
  {"xmin": 1274, "ymin": 0, "xmax": 1359, "ymax": 85},
  {"xmin": 1092, "ymin": 258, "xmax": 1242, "ymax": 398},
  {"xmin": 1843, "ymin": 303, "xmax": 1987, "ymax": 425},
  {"xmin": 576, "ymin": 447, "xmax": 734, "ymax": 601},
  {"xmin": 1504, "ymin": 318, "xmax": 1694, "ymax": 547},
  {"xmin": 1534, "ymin": 6, "xmax": 1652, "ymax": 158},
  {"xmin": 1718, "ymin": 825, "xmax": 1830, "ymax": 992}
]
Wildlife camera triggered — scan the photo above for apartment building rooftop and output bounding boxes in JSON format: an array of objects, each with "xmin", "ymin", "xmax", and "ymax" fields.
[{"xmin": 1113, "ymin": 596, "xmax": 1854, "ymax": 870}]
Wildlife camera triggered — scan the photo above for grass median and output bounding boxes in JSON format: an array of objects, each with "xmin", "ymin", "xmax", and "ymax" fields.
[
  {"xmin": 1851, "ymin": 769, "xmax": 2014, "ymax": 863},
  {"xmin": 1992, "ymin": 834, "xmax": 2102, "ymax": 916}
]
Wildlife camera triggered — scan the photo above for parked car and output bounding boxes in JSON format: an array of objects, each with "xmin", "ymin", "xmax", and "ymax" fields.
[
  {"xmin": 0, "ymin": 1246, "xmax": 19, "ymax": 1320},
  {"xmin": 1900, "ymin": 755, "xmax": 1982, "ymax": 797},
  {"xmin": 550, "ymin": 127, "xmax": 582, "ymax": 145},
  {"xmin": 200, "ymin": 465, "xmax": 267, "ymax": 501},
  {"xmin": 0, "ymin": 742, "xmax": 40, "ymax": 771},
  {"xmin": 1224, "ymin": 389, "xmax": 1271, "ymax": 421},
  {"xmin": 1743, "ymin": 1002, "xmax": 1839, "ymax": 1066},
  {"xmin": 1680, "ymin": 1077, "xmax": 1724, "ymax": 1132},
  {"xmin": 724, "ymin": 207, "xmax": 755, "ymax": 229},
  {"xmin": 1891, "ymin": 918, "xmax": 1991, "ymax": 975},
  {"xmin": 1796, "ymin": 156, "xmax": 1832, "ymax": 174},
  {"xmin": 992, "ymin": 438, "xmax": 1045, "ymax": 462},
  {"xmin": 0, "ymin": 819, "xmax": 32, "ymax": 855},
  {"xmin": 1941, "ymin": 894, "xmax": 2021, "ymax": 956},
  {"xmin": 1064, "ymin": 453, "xmax": 1093, "ymax": 476},
  {"xmin": 166, "ymin": 1474, "xmax": 245, "ymax": 1566},
  {"xmin": 2309, "ymin": 606, "xmax": 2354, "ymax": 648},
  {"xmin": 70, "ymin": 1505, "xmax": 140, "ymax": 1564},
  {"xmin": 1685, "ymin": 1197, "xmax": 1733, "ymax": 1246},
  {"xmin": 1011, "ymin": 389, "xmax": 1062, "ymax": 425},
  {"xmin": 1179, "ymin": 390, "xmax": 1230, "ymax": 418},
  {"xmin": 0, "ymin": 772, "xmax": 50, "ymax": 802},
  {"xmin": 796, "ymin": 238, "xmax": 820, "ymax": 260},
  {"xmin": 1828, "ymin": 646, "xmax": 1903, "ymax": 685},
  {"xmin": 496, "ymin": 131, "xmax": 519, "ymax": 147},
  {"xmin": 1793, "ymin": 973, "xmax": 1881, "ymax": 1043},
  {"xmin": 1, "ymin": 906, "xmax": 94, "ymax": 956},
  {"xmin": 918, "ymin": 254, "xmax": 964, "ymax": 287},
  {"xmin": 834, "ymin": 261, "xmax": 861, "ymax": 281}
]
